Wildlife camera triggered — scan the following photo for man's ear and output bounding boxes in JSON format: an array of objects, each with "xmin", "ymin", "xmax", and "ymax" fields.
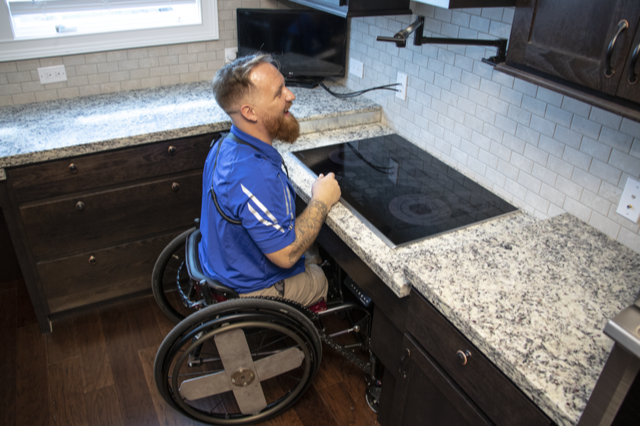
[{"xmin": 240, "ymin": 104, "xmax": 258, "ymax": 123}]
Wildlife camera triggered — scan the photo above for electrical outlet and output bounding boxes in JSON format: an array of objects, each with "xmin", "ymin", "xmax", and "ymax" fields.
[
  {"xmin": 396, "ymin": 72, "xmax": 408, "ymax": 101},
  {"xmin": 617, "ymin": 177, "xmax": 640, "ymax": 223},
  {"xmin": 224, "ymin": 47, "xmax": 238, "ymax": 64},
  {"xmin": 38, "ymin": 65, "xmax": 67, "ymax": 84},
  {"xmin": 349, "ymin": 58, "xmax": 364, "ymax": 78}
]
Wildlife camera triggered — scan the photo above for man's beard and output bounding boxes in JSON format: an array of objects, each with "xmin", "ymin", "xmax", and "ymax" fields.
[{"xmin": 264, "ymin": 110, "xmax": 300, "ymax": 144}]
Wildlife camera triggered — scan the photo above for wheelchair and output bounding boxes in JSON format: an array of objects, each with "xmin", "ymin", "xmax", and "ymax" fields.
[{"xmin": 151, "ymin": 219, "xmax": 381, "ymax": 425}]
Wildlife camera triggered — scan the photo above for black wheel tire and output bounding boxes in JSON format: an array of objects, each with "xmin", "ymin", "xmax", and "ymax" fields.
[
  {"xmin": 154, "ymin": 298, "xmax": 322, "ymax": 425},
  {"xmin": 151, "ymin": 227, "xmax": 196, "ymax": 323}
]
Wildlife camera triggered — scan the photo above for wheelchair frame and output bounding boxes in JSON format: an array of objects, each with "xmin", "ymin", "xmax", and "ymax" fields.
[{"xmin": 152, "ymin": 223, "xmax": 382, "ymax": 425}]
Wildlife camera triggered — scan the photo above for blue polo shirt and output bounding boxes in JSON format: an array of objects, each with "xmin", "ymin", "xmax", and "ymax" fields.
[{"xmin": 198, "ymin": 126, "xmax": 304, "ymax": 293}]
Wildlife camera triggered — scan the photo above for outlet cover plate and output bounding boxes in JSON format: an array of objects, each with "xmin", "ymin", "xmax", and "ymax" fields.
[
  {"xmin": 349, "ymin": 58, "xmax": 364, "ymax": 78},
  {"xmin": 396, "ymin": 72, "xmax": 408, "ymax": 100},
  {"xmin": 38, "ymin": 65, "xmax": 67, "ymax": 84},
  {"xmin": 617, "ymin": 177, "xmax": 640, "ymax": 223},
  {"xmin": 224, "ymin": 47, "xmax": 238, "ymax": 64}
]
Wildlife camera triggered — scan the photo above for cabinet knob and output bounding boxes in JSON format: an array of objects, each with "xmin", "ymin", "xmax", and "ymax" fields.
[
  {"xmin": 88, "ymin": 256, "xmax": 97, "ymax": 265},
  {"xmin": 456, "ymin": 350, "xmax": 472, "ymax": 366},
  {"xmin": 168, "ymin": 146, "xmax": 177, "ymax": 156},
  {"xmin": 69, "ymin": 163, "xmax": 78, "ymax": 174},
  {"xmin": 171, "ymin": 182, "xmax": 180, "ymax": 192},
  {"xmin": 75, "ymin": 201, "xmax": 85, "ymax": 211}
]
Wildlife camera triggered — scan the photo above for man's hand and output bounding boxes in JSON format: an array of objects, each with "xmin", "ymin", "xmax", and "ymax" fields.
[
  {"xmin": 312, "ymin": 173, "xmax": 341, "ymax": 207},
  {"xmin": 265, "ymin": 172, "xmax": 341, "ymax": 269}
]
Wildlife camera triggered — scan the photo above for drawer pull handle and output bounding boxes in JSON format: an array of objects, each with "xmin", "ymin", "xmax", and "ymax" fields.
[
  {"xmin": 88, "ymin": 256, "xmax": 97, "ymax": 265},
  {"xmin": 456, "ymin": 350, "xmax": 472, "ymax": 366},
  {"xmin": 69, "ymin": 163, "xmax": 78, "ymax": 173},
  {"xmin": 629, "ymin": 43, "xmax": 639, "ymax": 85},
  {"xmin": 172, "ymin": 182, "xmax": 180, "ymax": 192},
  {"xmin": 168, "ymin": 146, "xmax": 177, "ymax": 156},
  {"xmin": 399, "ymin": 348, "xmax": 410, "ymax": 379},
  {"xmin": 605, "ymin": 20, "xmax": 629, "ymax": 78},
  {"xmin": 76, "ymin": 201, "xmax": 85, "ymax": 211}
]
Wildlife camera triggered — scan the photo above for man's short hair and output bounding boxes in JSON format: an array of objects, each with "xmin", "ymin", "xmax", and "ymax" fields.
[{"xmin": 212, "ymin": 54, "xmax": 278, "ymax": 113}]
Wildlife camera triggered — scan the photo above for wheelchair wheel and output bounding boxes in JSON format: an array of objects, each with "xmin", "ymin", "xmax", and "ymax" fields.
[
  {"xmin": 152, "ymin": 228, "xmax": 196, "ymax": 323},
  {"xmin": 154, "ymin": 298, "xmax": 322, "ymax": 425}
]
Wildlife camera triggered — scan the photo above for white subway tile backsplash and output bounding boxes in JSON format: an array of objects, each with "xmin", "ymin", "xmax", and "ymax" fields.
[
  {"xmin": 545, "ymin": 105, "xmax": 573, "ymax": 128},
  {"xmin": 580, "ymin": 137, "xmax": 612, "ymax": 161},
  {"xmin": 580, "ymin": 190, "xmax": 612, "ymax": 217},
  {"xmin": 530, "ymin": 115, "xmax": 556, "ymax": 137},
  {"xmin": 563, "ymin": 197, "xmax": 591, "ymax": 223},
  {"xmin": 609, "ymin": 149, "xmax": 640, "ymax": 176},
  {"xmin": 536, "ymin": 87, "xmax": 563, "ymax": 107},
  {"xmin": 547, "ymin": 156, "xmax": 574, "ymax": 179},
  {"xmin": 571, "ymin": 115, "xmax": 602, "ymax": 140},
  {"xmin": 563, "ymin": 146, "xmax": 592, "ymax": 171},
  {"xmin": 486, "ymin": 95, "xmax": 509, "ymax": 116},
  {"xmin": 631, "ymin": 140, "xmax": 640, "ymax": 159},
  {"xmin": 532, "ymin": 163, "xmax": 556, "ymax": 186},
  {"xmin": 521, "ymin": 95, "xmax": 546, "ymax": 117},
  {"xmin": 553, "ymin": 125, "xmax": 582, "ymax": 149},
  {"xmin": 618, "ymin": 228, "xmax": 640, "ymax": 253},
  {"xmin": 571, "ymin": 168, "xmax": 602, "ymax": 194},
  {"xmin": 621, "ymin": 118, "xmax": 640, "ymax": 139},
  {"xmin": 561, "ymin": 97, "xmax": 591, "ymax": 118}
]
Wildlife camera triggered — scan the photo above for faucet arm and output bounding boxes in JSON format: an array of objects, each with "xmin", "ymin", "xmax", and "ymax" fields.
[{"xmin": 376, "ymin": 17, "xmax": 424, "ymax": 48}]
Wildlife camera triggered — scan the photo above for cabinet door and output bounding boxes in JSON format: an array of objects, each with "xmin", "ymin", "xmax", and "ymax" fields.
[
  {"xmin": 508, "ymin": 0, "xmax": 640, "ymax": 95},
  {"xmin": 390, "ymin": 334, "xmax": 493, "ymax": 426}
]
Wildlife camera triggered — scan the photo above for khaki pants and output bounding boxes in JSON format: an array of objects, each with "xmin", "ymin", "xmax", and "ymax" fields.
[{"xmin": 240, "ymin": 249, "xmax": 328, "ymax": 307}]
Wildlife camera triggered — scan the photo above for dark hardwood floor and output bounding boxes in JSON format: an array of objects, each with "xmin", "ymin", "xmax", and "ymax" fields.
[{"xmin": 0, "ymin": 279, "xmax": 380, "ymax": 426}]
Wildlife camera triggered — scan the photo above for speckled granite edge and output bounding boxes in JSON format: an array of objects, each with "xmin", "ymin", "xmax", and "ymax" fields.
[{"xmin": 406, "ymin": 214, "xmax": 640, "ymax": 426}]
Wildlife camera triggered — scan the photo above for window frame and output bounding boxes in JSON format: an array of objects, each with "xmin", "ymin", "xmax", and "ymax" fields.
[{"xmin": 0, "ymin": 0, "xmax": 219, "ymax": 62}]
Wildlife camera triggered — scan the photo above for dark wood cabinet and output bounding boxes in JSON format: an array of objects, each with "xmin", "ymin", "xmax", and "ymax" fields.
[
  {"xmin": 392, "ymin": 334, "xmax": 493, "ymax": 426},
  {"xmin": 288, "ymin": 0, "xmax": 412, "ymax": 18},
  {"xmin": 0, "ymin": 132, "xmax": 219, "ymax": 333},
  {"xmin": 504, "ymin": 0, "xmax": 640, "ymax": 119},
  {"xmin": 391, "ymin": 289, "xmax": 554, "ymax": 426}
]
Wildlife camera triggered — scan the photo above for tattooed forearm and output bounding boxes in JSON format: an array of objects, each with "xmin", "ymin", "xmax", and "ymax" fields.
[{"xmin": 288, "ymin": 199, "xmax": 329, "ymax": 264}]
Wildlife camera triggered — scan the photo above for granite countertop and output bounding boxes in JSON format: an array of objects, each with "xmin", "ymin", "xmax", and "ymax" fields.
[
  {"xmin": 0, "ymin": 80, "xmax": 381, "ymax": 177},
  {"xmin": 3, "ymin": 82, "xmax": 638, "ymax": 426},
  {"xmin": 404, "ymin": 214, "xmax": 640, "ymax": 426}
]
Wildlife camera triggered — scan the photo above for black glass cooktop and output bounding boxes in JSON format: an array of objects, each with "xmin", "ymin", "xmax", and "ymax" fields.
[{"xmin": 293, "ymin": 133, "xmax": 518, "ymax": 248}]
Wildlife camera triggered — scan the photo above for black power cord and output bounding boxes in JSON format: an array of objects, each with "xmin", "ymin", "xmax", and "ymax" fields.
[{"xmin": 319, "ymin": 81, "xmax": 401, "ymax": 99}]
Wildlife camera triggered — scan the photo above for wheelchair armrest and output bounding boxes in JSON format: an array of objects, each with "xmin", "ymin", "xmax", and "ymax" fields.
[{"xmin": 185, "ymin": 229, "xmax": 239, "ymax": 299}]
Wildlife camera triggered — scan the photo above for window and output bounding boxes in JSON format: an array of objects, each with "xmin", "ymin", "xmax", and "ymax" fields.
[{"xmin": 0, "ymin": 0, "xmax": 219, "ymax": 62}]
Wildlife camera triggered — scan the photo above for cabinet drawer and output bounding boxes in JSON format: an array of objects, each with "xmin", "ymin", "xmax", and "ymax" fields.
[
  {"xmin": 38, "ymin": 231, "xmax": 182, "ymax": 314},
  {"xmin": 8, "ymin": 133, "xmax": 216, "ymax": 203},
  {"xmin": 407, "ymin": 289, "xmax": 551, "ymax": 426},
  {"xmin": 21, "ymin": 172, "xmax": 202, "ymax": 260}
]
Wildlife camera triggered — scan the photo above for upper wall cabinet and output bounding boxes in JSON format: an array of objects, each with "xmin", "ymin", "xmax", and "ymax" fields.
[
  {"xmin": 413, "ymin": 0, "xmax": 516, "ymax": 8},
  {"xmin": 288, "ymin": 0, "xmax": 412, "ymax": 18},
  {"xmin": 503, "ymin": 0, "xmax": 640, "ymax": 120}
]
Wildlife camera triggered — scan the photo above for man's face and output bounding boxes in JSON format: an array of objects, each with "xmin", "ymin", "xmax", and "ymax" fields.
[{"xmin": 250, "ymin": 63, "xmax": 300, "ymax": 143}]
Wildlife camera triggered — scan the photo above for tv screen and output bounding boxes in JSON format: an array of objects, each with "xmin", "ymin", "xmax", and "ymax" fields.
[{"xmin": 237, "ymin": 9, "xmax": 348, "ymax": 81}]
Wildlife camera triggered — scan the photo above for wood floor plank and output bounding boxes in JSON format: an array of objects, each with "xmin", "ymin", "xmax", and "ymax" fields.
[
  {"xmin": 84, "ymin": 385, "xmax": 124, "ymax": 426},
  {"xmin": 292, "ymin": 383, "xmax": 339, "ymax": 426},
  {"xmin": 16, "ymin": 323, "xmax": 49, "ymax": 426},
  {"xmin": 73, "ymin": 310, "xmax": 115, "ymax": 394},
  {"xmin": 318, "ymin": 381, "xmax": 378, "ymax": 426},
  {"xmin": 49, "ymin": 357, "xmax": 90, "ymax": 426},
  {"xmin": 46, "ymin": 316, "xmax": 78, "ymax": 365},
  {"xmin": 100, "ymin": 304, "xmax": 160, "ymax": 426},
  {"xmin": 124, "ymin": 296, "xmax": 164, "ymax": 350},
  {"xmin": 16, "ymin": 279, "xmax": 37, "ymax": 329},
  {"xmin": 138, "ymin": 346, "xmax": 197, "ymax": 426},
  {"xmin": 149, "ymin": 295, "xmax": 178, "ymax": 338},
  {"xmin": 0, "ymin": 288, "xmax": 17, "ymax": 426}
]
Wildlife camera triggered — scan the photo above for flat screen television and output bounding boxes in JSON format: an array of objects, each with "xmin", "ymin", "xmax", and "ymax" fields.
[{"xmin": 237, "ymin": 9, "xmax": 348, "ymax": 86}]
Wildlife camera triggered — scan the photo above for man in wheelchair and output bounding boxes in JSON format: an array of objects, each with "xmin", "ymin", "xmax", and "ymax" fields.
[
  {"xmin": 152, "ymin": 54, "xmax": 381, "ymax": 426},
  {"xmin": 201, "ymin": 53, "xmax": 341, "ymax": 307}
]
